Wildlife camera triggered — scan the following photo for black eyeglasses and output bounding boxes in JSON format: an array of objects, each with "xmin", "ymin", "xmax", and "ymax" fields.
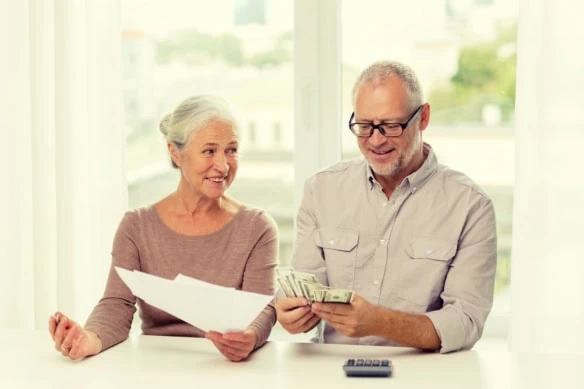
[{"xmin": 348, "ymin": 105, "xmax": 424, "ymax": 137}]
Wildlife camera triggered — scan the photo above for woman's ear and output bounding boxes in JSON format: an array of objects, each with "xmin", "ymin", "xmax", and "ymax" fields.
[{"xmin": 168, "ymin": 142, "xmax": 181, "ymax": 168}]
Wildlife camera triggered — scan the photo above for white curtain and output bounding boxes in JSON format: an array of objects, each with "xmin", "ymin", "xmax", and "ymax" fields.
[
  {"xmin": 510, "ymin": 0, "xmax": 584, "ymax": 352},
  {"xmin": 0, "ymin": 0, "xmax": 126, "ymax": 330}
]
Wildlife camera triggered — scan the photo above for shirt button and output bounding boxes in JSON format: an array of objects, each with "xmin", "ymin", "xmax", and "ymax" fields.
[
  {"xmin": 425, "ymin": 249, "xmax": 432, "ymax": 255},
  {"xmin": 382, "ymin": 202, "xmax": 387, "ymax": 207},
  {"xmin": 412, "ymin": 187, "xmax": 417, "ymax": 194},
  {"xmin": 373, "ymin": 280, "xmax": 379, "ymax": 285},
  {"xmin": 379, "ymin": 239, "xmax": 386, "ymax": 245},
  {"xmin": 329, "ymin": 240, "xmax": 335, "ymax": 245}
]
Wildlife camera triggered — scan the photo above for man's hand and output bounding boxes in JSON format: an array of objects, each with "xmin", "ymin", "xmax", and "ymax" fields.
[
  {"xmin": 275, "ymin": 297, "xmax": 320, "ymax": 334},
  {"xmin": 206, "ymin": 329, "xmax": 257, "ymax": 362},
  {"xmin": 311, "ymin": 294, "xmax": 379, "ymax": 338}
]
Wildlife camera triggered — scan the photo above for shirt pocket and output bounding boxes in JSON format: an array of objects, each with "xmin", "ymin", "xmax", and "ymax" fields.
[
  {"xmin": 313, "ymin": 228, "xmax": 359, "ymax": 290},
  {"xmin": 398, "ymin": 237, "xmax": 457, "ymax": 307}
]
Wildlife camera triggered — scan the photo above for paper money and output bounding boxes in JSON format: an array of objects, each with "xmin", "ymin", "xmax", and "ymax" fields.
[{"xmin": 276, "ymin": 267, "xmax": 353, "ymax": 304}]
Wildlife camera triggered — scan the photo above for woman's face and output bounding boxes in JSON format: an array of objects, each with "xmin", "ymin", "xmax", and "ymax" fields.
[{"xmin": 171, "ymin": 119, "xmax": 239, "ymax": 199}]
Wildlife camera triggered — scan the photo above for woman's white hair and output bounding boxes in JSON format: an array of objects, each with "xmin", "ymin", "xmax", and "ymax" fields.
[
  {"xmin": 352, "ymin": 61, "xmax": 424, "ymax": 109},
  {"xmin": 159, "ymin": 95, "xmax": 239, "ymax": 168}
]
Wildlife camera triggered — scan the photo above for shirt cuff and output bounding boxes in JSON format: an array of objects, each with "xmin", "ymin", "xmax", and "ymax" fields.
[{"xmin": 424, "ymin": 307, "xmax": 467, "ymax": 353}]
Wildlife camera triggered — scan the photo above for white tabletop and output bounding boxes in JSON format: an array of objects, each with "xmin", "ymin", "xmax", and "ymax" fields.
[{"xmin": 2, "ymin": 329, "xmax": 583, "ymax": 388}]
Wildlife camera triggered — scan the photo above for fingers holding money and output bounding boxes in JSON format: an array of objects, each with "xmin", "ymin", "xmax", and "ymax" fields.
[
  {"xmin": 276, "ymin": 267, "xmax": 353, "ymax": 303},
  {"xmin": 276, "ymin": 297, "xmax": 309, "ymax": 311},
  {"xmin": 311, "ymin": 302, "xmax": 351, "ymax": 332},
  {"xmin": 311, "ymin": 305, "xmax": 349, "ymax": 324},
  {"xmin": 275, "ymin": 298, "xmax": 319, "ymax": 334},
  {"xmin": 275, "ymin": 267, "xmax": 354, "ymax": 334},
  {"xmin": 312, "ymin": 294, "xmax": 379, "ymax": 338},
  {"xmin": 311, "ymin": 302, "xmax": 350, "ymax": 316},
  {"xmin": 299, "ymin": 313, "xmax": 321, "ymax": 333},
  {"xmin": 285, "ymin": 310, "xmax": 320, "ymax": 334}
]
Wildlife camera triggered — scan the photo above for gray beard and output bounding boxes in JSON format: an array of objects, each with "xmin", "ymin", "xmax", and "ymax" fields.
[
  {"xmin": 369, "ymin": 155, "xmax": 402, "ymax": 177},
  {"xmin": 368, "ymin": 140, "xmax": 418, "ymax": 178}
]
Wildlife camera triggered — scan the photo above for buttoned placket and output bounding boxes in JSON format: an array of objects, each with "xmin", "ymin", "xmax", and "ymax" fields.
[
  {"xmin": 363, "ymin": 180, "xmax": 409, "ymax": 305},
  {"xmin": 356, "ymin": 181, "xmax": 409, "ymax": 346}
]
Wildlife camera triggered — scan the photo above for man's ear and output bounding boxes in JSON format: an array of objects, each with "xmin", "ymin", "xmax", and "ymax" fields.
[
  {"xmin": 168, "ymin": 142, "xmax": 181, "ymax": 168},
  {"xmin": 419, "ymin": 103, "xmax": 431, "ymax": 132}
]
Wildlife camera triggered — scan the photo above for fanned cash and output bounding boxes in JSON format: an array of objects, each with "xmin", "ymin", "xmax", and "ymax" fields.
[{"xmin": 276, "ymin": 267, "xmax": 353, "ymax": 304}]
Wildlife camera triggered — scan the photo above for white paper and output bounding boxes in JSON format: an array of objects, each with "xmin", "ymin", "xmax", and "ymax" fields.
[
  {"xmin": 174, "ymin": 273, "xmax": 233, "ymax": 290},
  {"xmin": 115, "ymin": 267, "xmax": 273, "ymax": 333}
]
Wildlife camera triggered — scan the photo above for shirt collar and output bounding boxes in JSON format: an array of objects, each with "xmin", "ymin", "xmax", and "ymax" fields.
[{"xmin": 366, "ymin": 142, "xmax": 438, "ymax": 192}]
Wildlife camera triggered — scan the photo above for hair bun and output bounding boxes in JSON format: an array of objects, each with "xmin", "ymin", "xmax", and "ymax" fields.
[{"xmin": 159, "ymin": 113, "xmax": 172, "ymax": 136}]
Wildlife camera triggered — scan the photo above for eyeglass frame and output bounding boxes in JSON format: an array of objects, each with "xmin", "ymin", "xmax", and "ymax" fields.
[{"xmin": 348, "ymin": 104, "xmax": 424, "ymax": 137}]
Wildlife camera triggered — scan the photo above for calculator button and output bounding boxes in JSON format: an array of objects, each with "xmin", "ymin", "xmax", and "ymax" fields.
[
  {"xmin": 347, "ymin": 359, "xmax": 355, "ymax": 366},
  {"xmin": 381, "ymin": 360, "xmax": 389, "ymax": 366},
  {"xmin": 372, "ymin": 360, "xmax": 380, "ymax": 366},
  {"xmin": 356, "ymin": 359, "xmax": 364, "ymax": 366},
  {"xmin": 364, "ymin": 360, "xmax": 372, "ymax": 366}
]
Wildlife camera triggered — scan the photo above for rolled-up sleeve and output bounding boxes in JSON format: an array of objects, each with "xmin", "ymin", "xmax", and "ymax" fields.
[{"xmin": 425, "ymin": 197, "xmax": 497, "ymax": 353}]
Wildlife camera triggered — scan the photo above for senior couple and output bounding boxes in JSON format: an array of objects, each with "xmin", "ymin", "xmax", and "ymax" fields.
[{"xmin": 48, "ymin": 61, "xmax": 497, "ymax": 362}]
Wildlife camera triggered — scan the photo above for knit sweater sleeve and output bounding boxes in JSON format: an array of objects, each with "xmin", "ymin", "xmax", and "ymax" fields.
[
  {"xmin": 84, "ymin": 211, "xmax": 140, "ymax": 351},
  {"xmin": 242, "ymin": 211, "xmax": 279, "ymax": 348}
]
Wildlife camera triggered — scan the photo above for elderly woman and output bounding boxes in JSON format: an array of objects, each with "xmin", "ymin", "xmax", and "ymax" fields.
[{"xmin": 48, "ymin": 95, "xmax": 278, "ymax": 362}]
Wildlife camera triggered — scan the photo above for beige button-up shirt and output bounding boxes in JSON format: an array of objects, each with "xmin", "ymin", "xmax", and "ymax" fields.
[{"xmin": 292, "ymin": 143, "xmax": 497, "ymax": 353}]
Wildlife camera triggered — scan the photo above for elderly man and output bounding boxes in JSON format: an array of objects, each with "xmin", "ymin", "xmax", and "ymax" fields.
[{"xmin": 276, "ymin": 61, "xmax": 497, "ymax": 353}]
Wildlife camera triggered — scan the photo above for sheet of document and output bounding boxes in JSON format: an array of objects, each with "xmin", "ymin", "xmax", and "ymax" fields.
[
  {"xmin": 173, "ymin": 273, "xmax": 233, "ymax": 290},
  {"xmin": 115, "ymin": 267, "xmax": 273, "ymax": 333}
]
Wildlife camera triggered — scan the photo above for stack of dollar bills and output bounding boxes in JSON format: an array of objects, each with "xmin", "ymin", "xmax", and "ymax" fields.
[{"xmin": 276, "ymin": 267, "xmax": 353, "ymax": 304}]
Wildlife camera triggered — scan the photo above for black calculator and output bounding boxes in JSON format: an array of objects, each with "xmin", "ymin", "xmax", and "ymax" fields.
[{"xmin": 343, "ymin": 358, "xmax": 393, "ymax": 377}]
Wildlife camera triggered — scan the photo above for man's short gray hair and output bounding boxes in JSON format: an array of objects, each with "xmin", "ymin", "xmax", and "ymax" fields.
[{"xmin": 352, "ymin": 61, "xmax": 424, "ymax": 109}]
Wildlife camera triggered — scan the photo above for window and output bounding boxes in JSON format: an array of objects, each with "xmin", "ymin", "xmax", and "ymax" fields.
[
  {"xmin": 273, "ymin": 121, "xmax": 282, "ymax": 146},
  {"xmin": 248, "ymin": 121, "xmax": 257, "ymax": 145},
  {"xmin": 121, "ymin": 0, "xmax": 295, "ymax": 268},
  {"xmin": 121, "ymin": 0, "xmax": 516, "ymax": 340}
]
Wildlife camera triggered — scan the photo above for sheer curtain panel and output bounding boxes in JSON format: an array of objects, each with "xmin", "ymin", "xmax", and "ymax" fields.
[
  {"xmin": 0, "ymin": 0, "xmax": 126, "ymax": 330},
  {"xmin": 510, "ymin": 0, "xmax": 584, "ymax": 352}
]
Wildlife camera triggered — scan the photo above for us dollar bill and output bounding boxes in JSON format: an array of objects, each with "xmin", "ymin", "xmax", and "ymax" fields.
[{"xmin": 276, "ymin": 267, "xmax": 353, "ymax": 304}]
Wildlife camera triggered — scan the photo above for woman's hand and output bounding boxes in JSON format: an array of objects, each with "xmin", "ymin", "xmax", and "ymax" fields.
[
  {"xmin": 206, "ymin": 328, "xmax": 257, "ymax": 362},
  {"xmin": 48, "ymin": 312, "xmax": 102, "ymax": 360}
]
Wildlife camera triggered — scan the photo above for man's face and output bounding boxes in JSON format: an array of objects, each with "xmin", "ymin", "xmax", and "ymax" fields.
[{"xmin": 354, "ymin": 77, "xmax": 422, "ymax": 178}]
